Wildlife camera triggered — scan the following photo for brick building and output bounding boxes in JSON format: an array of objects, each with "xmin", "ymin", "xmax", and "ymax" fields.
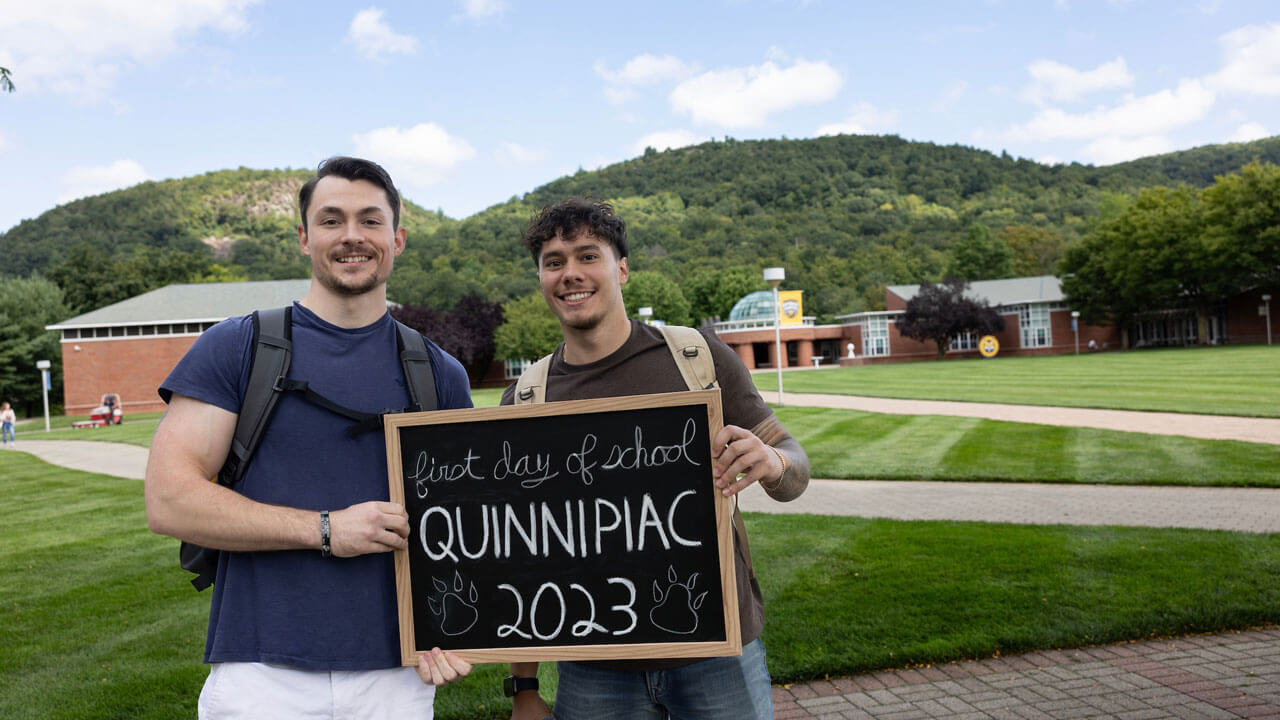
[
  {"xmin": 714, "ymin": 276, "xmax": 1123, "ymax": 368},
  {"xmin": 47, "ymin": 280, "xmax": 311, "ymax": 415}
]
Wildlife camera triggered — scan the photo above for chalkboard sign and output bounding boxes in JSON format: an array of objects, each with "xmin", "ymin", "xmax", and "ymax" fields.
[{"xmin": 384, "ymin": 389, "xmax": 740, "ymax": 664}]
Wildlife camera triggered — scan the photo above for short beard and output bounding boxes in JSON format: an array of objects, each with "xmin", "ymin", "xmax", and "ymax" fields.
[
  {"xmin": 313, "ymin": 266, "xmax": 385, "ymax": 297},
  {"xmin": 318, "ymin": 272, "xmax": 381, "ymax": 295}
]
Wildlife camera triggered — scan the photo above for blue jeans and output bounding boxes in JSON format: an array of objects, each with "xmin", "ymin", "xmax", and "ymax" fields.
[
  {"xmin": 553, "ymin": 638, "xmax": 773, "ymax": 720},
  {"xmin": 2, "ymin": 423, "xmax": 12, "ymax": 443}
]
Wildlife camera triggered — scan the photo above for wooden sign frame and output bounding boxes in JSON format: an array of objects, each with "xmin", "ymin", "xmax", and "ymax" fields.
[{"xmin": 384, "ymin": 389, "xmax": 739, "ymax": 664}]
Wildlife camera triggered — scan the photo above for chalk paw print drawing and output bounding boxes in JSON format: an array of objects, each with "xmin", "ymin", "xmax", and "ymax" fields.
[
  {"xmin": 427, "ymin": 570, "xmax": 479, "ymax": 636},
  {"xmin": 648, "ymin": 566, "xmax": 707, "ymax": 635}
]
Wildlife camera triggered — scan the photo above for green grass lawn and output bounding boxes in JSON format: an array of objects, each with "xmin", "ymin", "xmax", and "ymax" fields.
[
  {"xmin": 24, "ymin": 399, "xmax": 1278, "ymax": 487},
  {"xmin": 3, "ymin": 450, "xmax": 1278, "ymax": 719},
  {"xmin": 757, "ymin": 345, "xmax": 1280, "ymax": 417},
  {"xmin": 27, "ymin": 416, "xmax": 161, "ymax": 447},
  {"xmin": 776, "ymin": 406, "xmax": 1280, "ymax": 487}
]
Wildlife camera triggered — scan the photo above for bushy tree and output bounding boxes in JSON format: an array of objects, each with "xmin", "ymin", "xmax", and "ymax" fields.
[
  {"xmin": 0, "ymin": 276, "xmax": 69, "ymax": 415},
  {"xmin": 391, "ymin": 295, "xmax": 503, "ymax": 384},
  {"xmin": 897, "ymin": 278, "xmax": 1004, "ymax": 360},
  {"xmin": 1062, "ymin": 186, "xmax": 1218, "ymax": 344},
  {"xmin": 494, "ymin": 292, "xmax": 561, "ymax": 361},
  {"xmin": 1201, "ymin": 160, "xmax": 1280, "ymax": 290},
  {"xmin": 621, "ymin": 270, "xmax": 691, "ymax": 326},
  {"xmin": 681, "ymin": 266, "xmax": 765, "ymax": 323}
]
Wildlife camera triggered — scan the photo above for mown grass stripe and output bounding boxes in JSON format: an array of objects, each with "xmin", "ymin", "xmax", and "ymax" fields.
[
  {"xmin": 759, "ymin": 345, "xmax": 1280, "ymax": 417},
  {"xmin": 773, "ymin": 407, "xmax": 1280, "ymax": 487}
]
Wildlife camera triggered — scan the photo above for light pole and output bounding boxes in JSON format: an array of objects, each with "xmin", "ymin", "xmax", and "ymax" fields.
[
  {"xmin": 1263, "ymin": 294, "xmax": 1273, "ymax": 346},
  {"xmin": 764, "ymin": 267, "xmax": 785, "ymax": 407},
  {"xmin": 1071, "ymin": 310, "xmax": 1080, "ymax": 355},
  {"xmin": 35, "ymin": 360, "xmax": 51, "ymax": 432}
]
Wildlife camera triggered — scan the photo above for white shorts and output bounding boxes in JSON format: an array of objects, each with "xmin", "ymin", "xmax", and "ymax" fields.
[{"xmin": 198, "ymin": 662, "xmax": 436, "ymax": 720}]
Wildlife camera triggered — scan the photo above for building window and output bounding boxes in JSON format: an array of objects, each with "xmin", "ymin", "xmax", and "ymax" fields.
[
  {"xmin": 950, "ymin": 331, "xmax": 978, "ymax": 351},
  {"xmin": 1014, "ymin": 304, "xmax": 1051, "ymax": 348},
  {"xmin": 504, "ymin": 358, "xmax": 532, "ymax": 380},
  {"xmin": 863, "ymin": 316, "xmax": 889, "ymax": 357}
]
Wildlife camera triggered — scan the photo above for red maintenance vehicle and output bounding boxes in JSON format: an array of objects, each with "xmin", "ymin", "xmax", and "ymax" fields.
[{"xmin": 72, "ymin": 393, "xmax": 124, "ymax": 429}]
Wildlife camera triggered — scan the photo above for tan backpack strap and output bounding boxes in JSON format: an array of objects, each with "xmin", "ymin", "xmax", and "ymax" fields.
[
  {"xmin": 657, "ymin": 324, "xmax": 717, "ymax": 391},
  {"xmin": 513, "ymin": 353, "xmax": 554, "ymax": 405},
  {"xmin": 656, "ymin": 325, "xmax": 754, "ymax": 569}
]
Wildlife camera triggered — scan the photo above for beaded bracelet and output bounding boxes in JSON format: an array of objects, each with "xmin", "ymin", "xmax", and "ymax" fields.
[{"xmin": 320, "ymin": 510, "xmax": 332, "ymax": 558}]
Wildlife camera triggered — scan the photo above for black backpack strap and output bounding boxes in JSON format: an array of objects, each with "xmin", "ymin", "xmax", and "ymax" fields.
[
  {"xmin": 310, "ymin": 319, "xmax": 439, "ymax": 437},
  {"xmin": 395, "ymin": 319, "xmax": 438, "ymax": 412},
  {"xmin": 219, "ymin": 306, "xmax": 292, "ymax": 487}
]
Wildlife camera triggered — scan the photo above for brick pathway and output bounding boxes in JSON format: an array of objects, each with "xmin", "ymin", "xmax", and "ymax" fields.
[{"xmin": 774, "ymin": 627, "xmax": 1280, "ymax": 719}]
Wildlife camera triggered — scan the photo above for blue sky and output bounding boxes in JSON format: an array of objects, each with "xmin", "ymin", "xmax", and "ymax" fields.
[{"xmin": 1, "ymin": 1, "xmax": 1277, "ymax": 233}]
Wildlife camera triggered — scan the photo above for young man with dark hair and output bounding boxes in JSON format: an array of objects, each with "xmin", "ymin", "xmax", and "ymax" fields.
[
  {"xmin": 146, "ymin": 156, "xmax": 473, "ymax": 718},
  {"xmin": 501, "ymin": 198, "xmax": 810, "ymax": 720}
]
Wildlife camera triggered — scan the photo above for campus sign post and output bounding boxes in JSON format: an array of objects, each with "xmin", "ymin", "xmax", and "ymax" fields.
[
  {"xmin": 764, "ymin": 267, "xmax": 785, "ymax": 407},
  {"xmin": 35, "ymin": 360, "xmax": 51, "ymax": 432}
]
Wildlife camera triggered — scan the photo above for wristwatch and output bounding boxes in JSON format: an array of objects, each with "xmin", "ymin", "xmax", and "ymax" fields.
[{"xmin": 503, "ymin": 675, "xmax": 539, "ymax": 697}]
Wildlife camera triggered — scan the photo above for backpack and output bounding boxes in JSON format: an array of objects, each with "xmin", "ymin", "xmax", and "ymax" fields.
[
  {"xmin": 178, "ymin": 306, "xmax": 438, "ymax": 590},
  {"xmin": 512, "ymin": 324, "xmax": 756, "ymax": 571}
]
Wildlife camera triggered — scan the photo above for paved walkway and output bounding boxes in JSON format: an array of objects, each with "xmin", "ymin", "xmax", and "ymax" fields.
[
  {"xmin": 737, "ymin": 479, "xmax": 1280, "ymax": 533},
  {"xmin": 758, "ymin": 392, "xmax": 1280, "ymax": 446},
  {"xmin": 773, "ymin": 627, "xmax": 1280, "ymax": 719}
]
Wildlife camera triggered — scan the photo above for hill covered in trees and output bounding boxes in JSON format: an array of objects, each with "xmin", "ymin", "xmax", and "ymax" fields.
[{"xmin": 4, "ymin": 134, "xmax": 1278, "ymax": 322}]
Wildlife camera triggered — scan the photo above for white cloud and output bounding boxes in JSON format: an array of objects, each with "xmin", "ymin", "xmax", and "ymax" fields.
[
  {"xmin": 352, "ymin": 123, "xmax": 476, "ymax": 186},
  {"xmin": 596, "ymin": 54, "xmax": 694, "ymax": 86},
  {"xmin": 1083, "ymin": 135, "xmax": 1174, "ymax": 165},
  {"xmin": 460, "ymin": 0, "xmax": 508, "ymax": 19},
  {"xmin": 347, "ymin": 8, "xmax": 418, "ymax": 60},
  {"xmin": 496, "ymin": 142, "xmax": 546, "ymax": 166},
  {"xmin": 932, "ymin": 80, "xmax": 968, "ymax": 112},
  {"xmin": 630, "ymin": 129, "xmax": 707, "ymax": 155},
  {"xmin": 1022, "ymin": 57, "xmax": 1134, "ymax": 105},
  {"xmin": 595, "ymin": 54, "xmax": 695, "ymax": 105},
  {"xmin": 1229, "ymin": 121, "xmax": 1268, "ymax": 142},
  {"xmin": 0, "ymin": 0, "xmax": 259, "ymax": 100},
  {"xmin": 58, "ymin": 159, "xmax": 150, "ymax": 203},
  {"xmin": 1009, "ymin": 79, "xmax": 1216, "ymax": 140},
  {"xmin": 1207, "ymin": 23, "xmax": 1280, "ymax": 96},
  {"xmin": 815, "ymin": 102, "xmax": 898, "ymax": 136},
  {"xmin": 669, "ymin": 59, "xmax": 843, "ymax": 128}
]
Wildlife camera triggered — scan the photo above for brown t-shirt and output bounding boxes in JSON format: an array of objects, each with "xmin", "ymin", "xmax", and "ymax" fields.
[{"xmin": 501, "ymin": 320, "xmax": 772, "ymax": 670}]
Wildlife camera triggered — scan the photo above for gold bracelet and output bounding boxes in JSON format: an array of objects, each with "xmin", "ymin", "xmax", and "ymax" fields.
[{"xmin": 763, "ymin": 446, "xmax": 787, "ymax": 491}]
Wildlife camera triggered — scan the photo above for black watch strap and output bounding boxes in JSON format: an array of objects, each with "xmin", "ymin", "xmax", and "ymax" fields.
[{"xmin": 503, "ymin": 675, "xmax": 539, "ymax": 697}]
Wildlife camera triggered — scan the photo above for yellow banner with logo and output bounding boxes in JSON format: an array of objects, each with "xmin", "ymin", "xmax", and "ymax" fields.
[{"xmin": 778, "ymin": 290, "xmax": 804, "ymax": 326}]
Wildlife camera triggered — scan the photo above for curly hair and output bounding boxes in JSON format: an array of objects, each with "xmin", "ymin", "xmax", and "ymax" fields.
[{"xmin": 521, "ymin": 197, "xmax": 628, "ymax": 268}]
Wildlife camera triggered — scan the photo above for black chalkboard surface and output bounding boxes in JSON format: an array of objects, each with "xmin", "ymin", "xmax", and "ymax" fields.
[{"xmin": 384, "ymin": 389, "xmax": 739, "ymax": 664}]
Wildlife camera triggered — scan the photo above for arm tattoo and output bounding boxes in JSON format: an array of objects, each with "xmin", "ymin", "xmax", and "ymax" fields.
[{"xmin": 749, "ymin": 413, "xmax": 810, "ymax": 501}]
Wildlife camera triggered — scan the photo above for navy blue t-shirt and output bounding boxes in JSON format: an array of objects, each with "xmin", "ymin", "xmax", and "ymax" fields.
[{"xmin": 160, "ymin": 302, "xmax": 472, "ymax": 670}]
